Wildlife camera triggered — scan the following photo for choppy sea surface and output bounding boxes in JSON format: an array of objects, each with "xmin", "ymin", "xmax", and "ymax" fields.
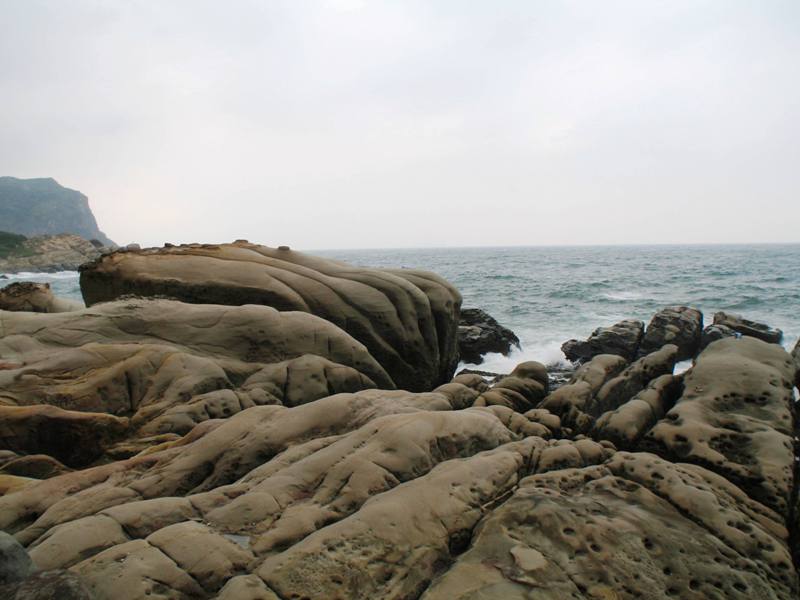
[{"xmin": 4, "ymin": 244, "xmax": 799, "ymax": 372}]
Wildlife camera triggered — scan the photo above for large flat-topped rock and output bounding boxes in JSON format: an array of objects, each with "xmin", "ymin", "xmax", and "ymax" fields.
[{"xmin": 80, "ymin": 242, "xmax": 461, "ymax": 391}]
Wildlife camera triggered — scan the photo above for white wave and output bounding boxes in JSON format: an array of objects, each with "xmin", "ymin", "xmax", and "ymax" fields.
[
  {"xmin": 459, "ymin": 339, "xmax": 572, "ymax": 374},
  {"xmin": 1, "ymin": 270, "xmax": 80, "ymax": 280},
  {"xmin": 603, "ymin": 290, "xmax": 645, "ymax": 301}
]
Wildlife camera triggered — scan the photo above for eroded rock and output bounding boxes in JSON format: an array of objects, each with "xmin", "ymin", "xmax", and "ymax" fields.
[
  {"xmin": 79, "ymin": 242, "xmax": 462, "ymax": 391},
  {"xmin": 0, "ymin": 282, "xmax": 82, "ymax": 313},
  {"xmin": 640, "ymin": 337, "xmax": 796, "ymax": 518}
]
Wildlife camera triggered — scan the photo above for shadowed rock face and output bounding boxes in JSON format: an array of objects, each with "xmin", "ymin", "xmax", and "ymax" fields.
[{"xmin": 79, "ymin": 242, "xmax": 462, "ymax": 392}]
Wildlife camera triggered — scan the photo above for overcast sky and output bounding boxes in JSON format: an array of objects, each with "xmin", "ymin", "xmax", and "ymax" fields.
[{"xmin": 1, "ymin": 1, "xmax": 799, "ymax": 248}]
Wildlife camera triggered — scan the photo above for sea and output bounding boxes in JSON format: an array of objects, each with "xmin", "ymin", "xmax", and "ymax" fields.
[{"xmin": 4, "ymin": 244, "xmax": 799, "ymax": 372}]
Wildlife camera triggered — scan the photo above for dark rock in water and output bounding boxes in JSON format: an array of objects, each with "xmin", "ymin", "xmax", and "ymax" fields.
[
  {"xmin": 638, "ymin": 306, "xmax": 703, "ymax": 361},
  {"xmin": 458, "ymin": 307, "xmax": 520, "ymax": 364},
  {"xmin": 700, "ymin": 323, "xmax": 738, "ymax": 350},
  {"xmin": 0, "ymin": 176, "xmax": 113, "ymax": 245},
  {"xmin": 0, "ymin": 282, "xmax": 82, "ymax": 313},
  {"xmin": 80, "ymin": 242, "xmax": 462, "ymax": 392},
  {"xmin": 792, "ymin": 338, "xmax": 799, "ymax": 386},
  {"xmin": 0, "ymin": 531, "xmax": 35, "ymax": 585},
  {"xmin": 0, "ymin": 570, "xmax": 93, "ymax": 600},
  {"xmin": 561, "ymin": 319, "xmax": 644, "ymax": 363},
  {"xmin": 713, "ymin": 311, "xmax": 783, "ymax": 344}
]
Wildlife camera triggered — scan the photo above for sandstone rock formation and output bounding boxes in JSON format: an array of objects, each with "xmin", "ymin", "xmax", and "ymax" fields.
[
  {"xmin": 1, "ymin": 254, "xmax": 797, "ymax": 599},
  {"xmin": 0, "ymin": 298, "xmax": 393, "ymax": 462},
  {"xmin": 713, "ymin": 311, "xmax": 784, "ymax": 345},
  {"xmin": 638, "ymin": 305, "xmax": 703, "ymax": 361},
  {"xmin": 458, "ymin": 307, "xmax": 520, "ymax": 364},
  {"xmin": 79, "ymin": 242, "xmax": 462, "ymax": 391},
  {"xmin": 0, "ymin": 282, "xmax": 82, "ymax": 313},
  {"xmin": 561, "ymin": 318, "xmax": 644, "ymax": 363}
]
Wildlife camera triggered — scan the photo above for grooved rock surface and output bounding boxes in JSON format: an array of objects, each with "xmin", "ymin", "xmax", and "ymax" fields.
[
  {"xmin": 421, "ymin": 452, "xmax": 797, "ymax": 600},
  {"xmin": 79, "ymin": 242, "xmax": 462, "ymax": 391},
  {"xmin": 638, "ymin": 306, "xmax": 703, "ymax": 360},
  {"xmin": 0, "ymin": 298, "xmax": 392, "ymax": 461},
  {"xmin": 640, "ymin": 337, "xmax": 796, "ymax": 518},
  {"xmin": 561, "ymin": 319, "xmax": 644, "ymax": 363}
]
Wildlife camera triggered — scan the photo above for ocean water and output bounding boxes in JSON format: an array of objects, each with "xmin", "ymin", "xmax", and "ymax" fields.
[{"xmin": 4, "ymin": 244, "xmax": 799, "ymax": 372}]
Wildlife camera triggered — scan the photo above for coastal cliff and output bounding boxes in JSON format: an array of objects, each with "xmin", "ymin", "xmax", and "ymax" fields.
[
  {"xmin": 0, "ymin": 232, "xmax": 110, "ymax": 273},
  {"xmin": 0, "ymin": 177, "xmax": 113, "ymax": 246}
]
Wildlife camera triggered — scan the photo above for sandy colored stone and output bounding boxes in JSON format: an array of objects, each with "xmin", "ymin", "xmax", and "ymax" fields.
[
  {"xmin": 592, "ymin": 373, "xmax": 683, "ymax": 449},
  {"xmin": 421, "ymin": 452, "xmax": 796, "ymax": 600},
  {"xmin": 640, "ymin": 337, "xmax": 796, "ymax": 518},
  {"xmin": 79, "ymin": 242, "xmax": 462, "ymax": 391}
]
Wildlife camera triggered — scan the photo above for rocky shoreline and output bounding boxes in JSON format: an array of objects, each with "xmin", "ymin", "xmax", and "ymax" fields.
[
  {"xmin": 0, "ymin": 233, "xmax": 114, "ymax": 274},
  {"xmin": 0, "ymin": 241, "xmax": 798, "ymax": 599}
]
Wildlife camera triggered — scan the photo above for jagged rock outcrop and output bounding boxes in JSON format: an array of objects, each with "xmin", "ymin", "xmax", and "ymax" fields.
[
  {"xmin": 640, "ymin": 337, "xmax": 796, "ymax": 518},
  {"xmin": 0, "ymin": 282, "xmax": 82, "ymax": 313},
  {"xmin": 0, "ymin": 233, "xmax": 111, "ymax": 274},
  {"xmin": 561, "ymin": 318, "xmax": 644, "ymax": 363},
  {"xmin": 713, "ymin": 311, "xmax": 784, "ymax": 345},
  {"xmin": 0, "ymin": 176, "xmax": 113, "ymax": 245},
  {"xmin": 79, "ymin": 242, "xmax": 461, "ymax": 391},
  {"xmin": 458, "ymin": 307, "xmax": 520, "ymax": 364},
  {"xmin": 638, "ymin": 305, "xmax": 703, "ymax": 360}
]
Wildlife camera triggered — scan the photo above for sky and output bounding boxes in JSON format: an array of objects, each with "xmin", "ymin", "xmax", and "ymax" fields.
[{"xmin": 1, "ymin": 0, "xmax": 799, "ymax": 249}]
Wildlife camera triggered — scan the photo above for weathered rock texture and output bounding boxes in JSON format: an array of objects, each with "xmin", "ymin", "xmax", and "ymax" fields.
[
  {"xmin": 0, "ymin": 234, "xmax": 110, "ymax": 274},
  {"xmin": 458, "ymin": 307, "xmax": 520, "ymax": 364},
  {"xmin": 80, "ymin": 242, "xmax": 461, "ymax": 391},
  {"xmin": 0, "ymin": 176, "xmax": 113, "ymax": 245},
  {"xmin": 0, "ymin": 282, "xmax": 82, "ymax": 313},
  {"xmin": 422, "ymin": 452, "xmax": 797, "ymax": 600},
  {"xmin": 714, "ymin": 311, "xmax": 784, "ymax": 345},
  {"xmin": 0, "ymin": 298, "xmax": 392, "ymax": 462},
  {"xmin": 1, "ymin": 257, "xmax": 797, "ymax": 599},
  {"xmin": 640, "ymin": 337, "xmax": 796, "ymax": 518},
  {"xmin": 561, "ymin": 318, "xmax": 644, "ymax": 363},
  {"xmin": 638, "ymin": 305, "xmax": 703, "ymax": 361}
]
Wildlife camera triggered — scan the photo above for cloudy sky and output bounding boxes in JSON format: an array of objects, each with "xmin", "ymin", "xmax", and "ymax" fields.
[{"xmin": 2, "ymin": 0, "xmax": 798, "ymax": 248}]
